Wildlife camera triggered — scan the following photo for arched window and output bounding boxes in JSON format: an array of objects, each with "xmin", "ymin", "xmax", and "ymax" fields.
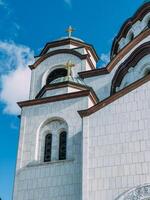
[
  {"xmin": 44, "ymin": 134, "xmax": 52, "ymax": 162},
  {"xmin": 59, "ymin": 131, "xmax": 67, "ymax": 160},
  {"xmin": 46, "ymin": 68, "xmax": 67, "ymax": 84}
]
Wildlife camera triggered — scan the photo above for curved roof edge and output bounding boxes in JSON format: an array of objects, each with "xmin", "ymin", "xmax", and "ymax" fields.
[
  {"xmin": 35, "ymin": 37, "xmax": 99, "ymax": 62},
  {"xmin": 111, "ymin": 1, "xmax": 150, "ymax": 59},
  {"xmin": 78, "ymin": 28, "xmax": 150, "ymax": 79},
  {"xmin": 29, "ymin": 48, "xmax": 94, "ymax": 70},
  {"xmin": 111, "ymin": 41, "xmax": 150, "ymax": 95},
  {"xmin": 35, "ymin": 81, "xmax": 99, "ymax": 104}
]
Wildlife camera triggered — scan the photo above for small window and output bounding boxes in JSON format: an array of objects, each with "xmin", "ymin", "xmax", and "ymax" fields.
[
  {"xmin": 46, "ymin": 68, "xmax": 67, "ymax": 84},
  {"xmin": 59, "ymin": 131, "xmax": 67, "ymax": 160},
  {"xmin": 44, "ymin": 134, "xmax": 52, "ymax": 162}
]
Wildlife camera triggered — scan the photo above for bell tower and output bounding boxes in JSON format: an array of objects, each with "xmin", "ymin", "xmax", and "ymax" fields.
[{"xmin": 13, "ymin": 28, "xmax": 99, "ymax": 200}]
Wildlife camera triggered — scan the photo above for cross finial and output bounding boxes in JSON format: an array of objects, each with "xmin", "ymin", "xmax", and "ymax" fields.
[
  {"xmin": 65, "ymin": 60, "xmax": 75, "ymax": 77},
  {"xmin": 66, "ymin": 25, "xmax": 75, "ymax": 38}
]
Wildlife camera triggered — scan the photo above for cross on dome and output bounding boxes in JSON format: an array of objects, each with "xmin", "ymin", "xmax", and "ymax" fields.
[
  {"xmin": 66, "ymin": 26, "xmax": 75, "ymax": 38},
  {"xmin": 65, "ymin": 60, "xmax": 75, "ymax": 77}
]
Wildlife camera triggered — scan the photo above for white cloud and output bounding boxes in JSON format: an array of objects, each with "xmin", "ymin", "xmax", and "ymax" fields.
[
  {"xmin": 64, "ymin": 0, "xmax": 72, "ymax": 7},
  {"xmin": 100, "ymin": 53, "xmax": 110, "ymax": 67},
  {"xmin": 0, "ymin": 41, "xmax": 34, "ymax": 115}
]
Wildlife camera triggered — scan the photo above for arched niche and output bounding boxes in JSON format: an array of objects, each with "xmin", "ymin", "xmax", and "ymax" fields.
[
  {"xmin": 35, "ymin": 117, "xmax": 68, "ymax": 162},
  {"xmin": 111, "ymin": 42, "xmax": 150, "ymax": 95},
  {"xmin": 115, "ymin": 184, "xmax": 150, "ymax": 200},
  {"xmin": 114, "ymin": 29, "xmax": 135, "ymax": 57},
  {"xmin": 110, "ymin": 3, "xmax": 150, "ymax": 58},
  {"xmin": 116, "ymin": 56, "xmax": 150, "ymax": 92}
]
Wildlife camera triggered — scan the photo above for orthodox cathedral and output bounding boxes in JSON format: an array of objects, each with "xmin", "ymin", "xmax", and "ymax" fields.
[{"xmin": 13, "ymin": 1, "xmax": 150, "ymax": 200}]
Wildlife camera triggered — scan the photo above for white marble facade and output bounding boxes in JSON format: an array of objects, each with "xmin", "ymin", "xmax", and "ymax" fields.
[
  {"xmin": 82, "ymin": 80, "xmax": 150, "ymax": 200},
  {"xmin": 13, "ymin": 2, "xmax": 150, "ymax": 200}
]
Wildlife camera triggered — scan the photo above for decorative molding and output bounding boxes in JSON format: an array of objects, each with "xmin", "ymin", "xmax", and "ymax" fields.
[
  {"xmin": 29, "ymin": 49, "xmax": 95, "ymax": 70},
  {"xmin": 79, "ymin": 67, "xmax": 109, "ymax": 78},
  {"xmin": 111, "ymin": 2, "xmax": 150, "ymax": 58},
  {"xmin": 111, "ymin": 41, "xmax": 150, "ymax": 95},
  {"xmin": 78, "ymin": 29, "xmax": 150, "ymax": 79},
  {"xmin": 115, "ymin": 184, "xmax": 150, "ymax": 200},
  {"xmin": 78, "ymin": 74, "xmax": 150, "ymax": 117},
  {"xmin": 37, "ymin": 37, "xmax": 99, "ymax": 62},
  {"xmin": 35, "ymin": 81, "xmax": 99, "ymax": 103},
  {"xmin": 36, "ymin": 82, "xmax": 86, "ymax": 98},
  {"xmin": 26, "ymin": 159, "xmax": 75, "ymax": 168},
  {"xmin": 18, "ymin": 90, "xmax": 98, "ymax": 108}
]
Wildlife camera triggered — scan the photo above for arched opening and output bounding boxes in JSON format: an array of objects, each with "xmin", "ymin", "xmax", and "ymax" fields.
[
  {"xmin": 59, "ymin": 131, "xmax": 67, "ymax": 160},
  {"xmin": 44, "ymin": 133, "xmax": 52, "ymax": 162},
  {"xmin": 46, "ymin": 68, "xmax": 67, "ymax": 84},
  {"xmin": 111, "ymin": 42, "xmax": 150, "ymax": 95},
  {"xmin": 36, "ymin": 117, "xmax": 68, "ymax": 162}
]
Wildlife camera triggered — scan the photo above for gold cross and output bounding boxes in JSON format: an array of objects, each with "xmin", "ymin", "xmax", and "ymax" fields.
[
  {"xmin": 66, "ymin": 25, "xmax": 75, "ymax": 38},
  {"xmin": 65, "ymin": 60, "xmax": 75, "ymax": 77}
]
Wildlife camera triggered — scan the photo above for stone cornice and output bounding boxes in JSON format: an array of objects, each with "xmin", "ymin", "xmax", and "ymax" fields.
[
  {"xmin": 38, "ymin": 37, "xmax": 99, "ymax": 62},
  {"xmin": 29, "ymin": 49, "xmax": 95, "ymax": 70},
  {"xmin": 35, "ymin": 81, "xmax": 99, "ymax": 103},
  {"xmin": 78, "ymin": 74, "xmax": 150, "ymax": 117},
  {"xmin": 78, "ymin": 67, "xmax": 109, "ymax": 78},
  {"xmin": 18, "ymin": 90, "xmax": 98, "ymax": 108}
]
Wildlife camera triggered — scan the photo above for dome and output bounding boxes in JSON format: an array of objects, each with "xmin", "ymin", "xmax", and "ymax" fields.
[
  {"xmin": 50, "ymin": 76, "xmax": 87, "ymax": 86},
  {"xmin": 57, "ymin": 36, "xmax": 84, "ymax": 43}
]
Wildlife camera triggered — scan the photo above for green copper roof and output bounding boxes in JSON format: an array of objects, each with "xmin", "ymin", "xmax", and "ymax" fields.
[{"xmin": 50, "ymin": 76, "xmax": 87, "ymax": 86}]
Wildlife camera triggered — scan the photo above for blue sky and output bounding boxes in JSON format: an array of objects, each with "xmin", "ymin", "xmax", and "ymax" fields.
[{"xmin": 0, "ymin": 0, "xmax": 145, "ymax": 199}]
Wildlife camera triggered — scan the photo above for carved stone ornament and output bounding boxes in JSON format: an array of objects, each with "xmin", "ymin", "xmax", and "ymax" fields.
[{"xmin": 115, "ymin": 184, "xmax": 150, "ymax": 200}]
